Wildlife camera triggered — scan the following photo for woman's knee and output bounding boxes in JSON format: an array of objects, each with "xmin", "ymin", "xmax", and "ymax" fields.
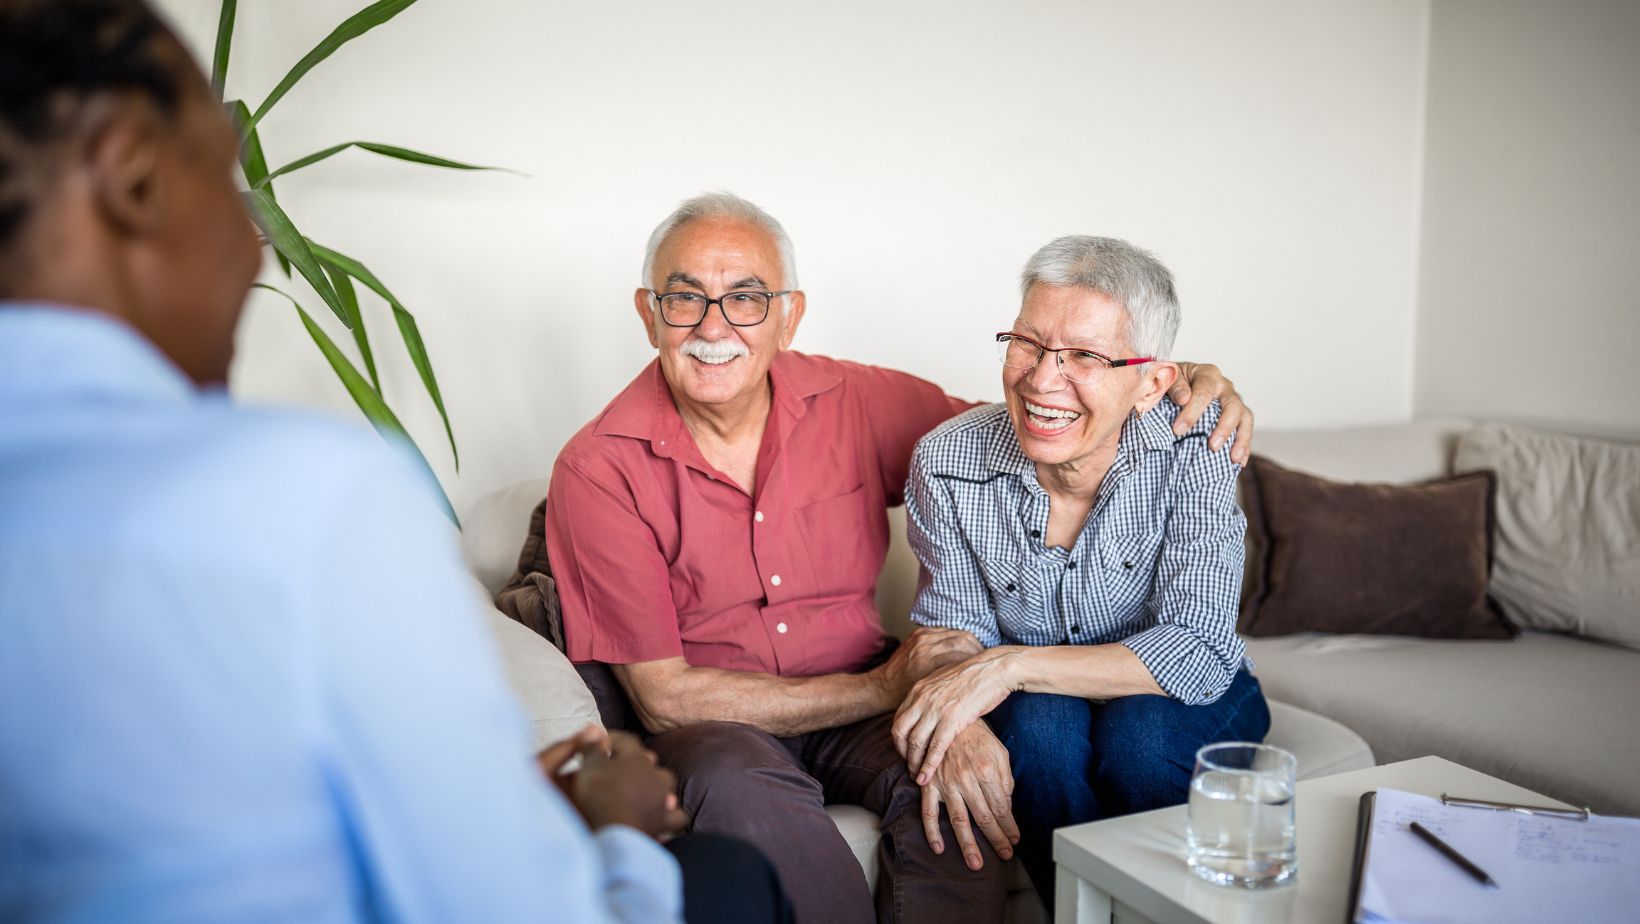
[
  {"xmin": 986, "ymin": 692, "xmax": 1094, "ymax": 781},
  {"xmin": 1090, "ymin": 689, "xmax": 1259, "ymax": 815}
]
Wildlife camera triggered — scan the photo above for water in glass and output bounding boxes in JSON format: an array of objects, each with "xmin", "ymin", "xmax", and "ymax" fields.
[{"xmin": 1186, "ymin": 742, "xmax": 1298, "ymax": 888}]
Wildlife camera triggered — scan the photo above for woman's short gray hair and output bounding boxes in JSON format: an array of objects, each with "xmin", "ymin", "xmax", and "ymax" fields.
[
  {"xmin": 1020, "ymin": 236, "xmax": 1180, "ymax": 360},
  {"xmin": 641, "ymin": 191, "xmax": 799, "ymax": 289}
]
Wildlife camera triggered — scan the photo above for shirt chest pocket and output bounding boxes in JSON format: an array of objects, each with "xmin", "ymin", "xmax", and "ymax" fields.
[
  {"xmin": 795, "ymin": 484, "xmax": 883, "ymax": 596},
  {"xmin": 979, "ymin": 555, "xmax": 1051, "ymax": 637},
  {"xmin": 1097, "ymin": 531, "xmax": 1162, "ymax": 606}
]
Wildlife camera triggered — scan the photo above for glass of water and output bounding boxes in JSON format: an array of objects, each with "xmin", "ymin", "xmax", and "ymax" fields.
[{"xmin": 1186, "ymin": 742, "xmax": 1298, "ymax": 889}]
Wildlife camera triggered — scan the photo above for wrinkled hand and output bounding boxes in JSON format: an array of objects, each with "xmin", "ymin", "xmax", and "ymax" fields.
[
  {"xmin": 893, "ymin": 648, "xmax": 1017, "ymax": 784},
  {"xmin": 874, "ymin": 626, "xmax": 985, "ymax": 703},
  {"xmin": 920, "ymin": 723, "xmax": 1019, "ymax": 871},
  {"xmin": 544, "ymin": 726, "xmax": 687, "ymax": 839},
  {"xmin": 1169, "ymin": 361, "xmax": 1254, "ymax": 464}
]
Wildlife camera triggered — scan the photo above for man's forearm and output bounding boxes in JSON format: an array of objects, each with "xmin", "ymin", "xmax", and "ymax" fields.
[{"xmin": 613, "ymin": 660, "xmax": 895, "ymax": 737}]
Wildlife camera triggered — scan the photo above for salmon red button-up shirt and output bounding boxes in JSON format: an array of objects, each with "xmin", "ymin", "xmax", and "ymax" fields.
[{"xmin": 546, "ymin": 351, "xmax": 971, "ymax": 677}]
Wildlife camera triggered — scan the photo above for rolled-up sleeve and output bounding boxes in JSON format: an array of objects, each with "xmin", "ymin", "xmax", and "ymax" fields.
[
  {"xmin": 904, "ymin": 444, "xmax": 1004, "ymax": 648},
  {"xmin": 1120, "ymin": 426, "xmax": 1248, "ymax": 706}
]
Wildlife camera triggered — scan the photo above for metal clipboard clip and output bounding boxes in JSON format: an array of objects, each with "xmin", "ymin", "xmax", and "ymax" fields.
[{"xmin": 1439, "ymin": 793, "xmax": 1591, "ymax": 821}]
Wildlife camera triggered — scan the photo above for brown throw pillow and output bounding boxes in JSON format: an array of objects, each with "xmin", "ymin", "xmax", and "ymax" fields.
[{"xmin": 1239, "ymin": 456, "xmax": 1515, "ymax": 639}]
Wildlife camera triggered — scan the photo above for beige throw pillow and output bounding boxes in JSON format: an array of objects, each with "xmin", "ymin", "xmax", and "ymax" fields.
[
  {"xmin": 470, "ymin": 578, "xmax": 600, "ymax": 749},
  {"xmin": 1453, "ymin": 424, "xmax": 1640, "ymax": 650}
]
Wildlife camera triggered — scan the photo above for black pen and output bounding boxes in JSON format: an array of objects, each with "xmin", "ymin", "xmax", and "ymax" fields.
[{"xmin": 1410, "ymin": 821, "xmax": 1499, "ymax": 888}]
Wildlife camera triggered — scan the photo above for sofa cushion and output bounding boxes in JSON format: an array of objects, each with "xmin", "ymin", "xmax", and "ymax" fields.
[
  {"xmin": 1239, "ymin": 457, "xmax": 1514, "ymax": 639},
  {"xmin": 1245, "ymin": 630, "xmax": 1640, "ymax": 816},
  {"xmin": 1453, "ymin": 424, "xmax": 1640, "ymax": 650},
  {"xmin": 479, "ymin": 588, "xmax": 600, "ymax": 749},
  {"xmin": 461, "ymin": 477, "xmax": 551, "ymax": 597}
]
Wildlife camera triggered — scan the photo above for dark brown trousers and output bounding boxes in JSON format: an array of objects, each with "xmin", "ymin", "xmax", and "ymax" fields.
[{"xmin": 648, "ymin": 713, "xmax": 1012, "ymax": 924}]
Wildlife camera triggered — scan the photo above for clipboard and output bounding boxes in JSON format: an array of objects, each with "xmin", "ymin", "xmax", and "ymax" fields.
[
  {"xmin": 1345, "ymin": 788, "xmax": 1640, "ymax": 924},
  {"xmin": 1345, "ymin": 791, "xmax": 1375, "ymax": 924}
]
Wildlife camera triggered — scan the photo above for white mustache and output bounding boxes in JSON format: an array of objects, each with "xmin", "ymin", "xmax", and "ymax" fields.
[{"xmin": 678, "ymin": 338, "xmax": 749, "ymax": 364}]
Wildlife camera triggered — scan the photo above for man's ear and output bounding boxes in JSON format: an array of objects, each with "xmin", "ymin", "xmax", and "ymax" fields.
[
  {"xmin": 1136, "ymin": 361, "xmax": 1180, "ymax": 414},
  {"xmin": 85, "ymin": 107, "xmax": 164, "ymax": 238},
  {"xmin": 632, "ymin": 287, "xmax": 659, "ymax": 348},
  {"xmin": 776, "ymin": 290, "xmax": 806, "ymax": 350}
]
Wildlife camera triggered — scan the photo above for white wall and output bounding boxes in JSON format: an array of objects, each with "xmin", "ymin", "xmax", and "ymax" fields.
[
  {"xmin": 1414, "ymin": 0, "xmax": 1640, "ymax": 437},
  {"xmin": 154, "ymin": 0, "xmax": 1431, "ymax": 515}
]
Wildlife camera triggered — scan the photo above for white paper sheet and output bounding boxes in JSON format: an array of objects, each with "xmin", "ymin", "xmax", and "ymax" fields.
[{"xmin": 1355, "ymin": 788, "xmax": 1640, "ymax": 924}]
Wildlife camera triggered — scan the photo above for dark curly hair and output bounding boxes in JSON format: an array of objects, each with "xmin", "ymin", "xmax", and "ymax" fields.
[{"xmin": 0, "ymin": 0, "xmax": 183, "ymax": 259}]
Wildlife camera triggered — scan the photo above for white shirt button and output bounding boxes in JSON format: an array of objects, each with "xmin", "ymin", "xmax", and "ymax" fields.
[
  {"xmin": 755, "ymin": 510, "xmax": 765, "ymax": 522},
  {"xmin": 770, "ymin": 574, "xmax": 782, "ymax": 586},
  {"xmin": 776, "ymin": 622, "xmax": 789, "ymax": 634}
]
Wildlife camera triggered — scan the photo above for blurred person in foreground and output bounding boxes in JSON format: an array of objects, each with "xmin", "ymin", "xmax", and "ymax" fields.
[
  {"xmin": 0, "ymin": 1, "xmax": 789, "ymax": 921},
  {"xmin": 890, "ymin": 236, "xmax": 1269, "ymax": 908}
]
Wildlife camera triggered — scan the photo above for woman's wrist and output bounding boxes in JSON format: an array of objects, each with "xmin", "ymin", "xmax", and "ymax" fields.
[{"xmin": 983, "ymin": 645, "xmax": 1034, "ymax": 693}]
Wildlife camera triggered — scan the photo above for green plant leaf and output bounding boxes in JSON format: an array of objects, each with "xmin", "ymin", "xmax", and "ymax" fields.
[
  {"xmin": 210, "ymin": 0, "xmax": 237, "ymax": 99},
  {"xmin": 308, "ymin": 241, "xmax": 459, "ymax": 470},
  {"xmin": 326, "ymin": 264, "xmax": 379, "ymax": 392},
  {"xmin": 254, "ymin": 283, "xmax": 457, "ymax": 523},
  {"xmin": 244, "ymin": 0, "xmax": 420, "ymax": 136},
  {"xmin": 227, "ymin": 100, "xmax": 291, "ymax": 277},
  {"xmin": 257, "ymin": 141, "xmax": 512, "ymax": 188},
  {"xmin": 227, "ymin": 101, "xmax": 270, "ymax": 188},
  {"xmin": 244, "ymin": 188, "xmax": 348, "ymax": 327}
]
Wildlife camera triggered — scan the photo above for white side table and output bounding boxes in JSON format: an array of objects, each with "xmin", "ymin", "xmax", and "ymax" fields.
[{"xmin": 1053, "ymin": 756, "xmax": 1574, "ymax": 924}]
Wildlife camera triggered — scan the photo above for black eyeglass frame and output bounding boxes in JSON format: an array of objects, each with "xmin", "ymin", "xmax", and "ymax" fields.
[
  {"xmin": 994, "ymin": 332, "xmax": 1153, "ymax": 384},
  {"xmin": 648, "ymin": 289, "xmax": 793, "ymax": 328}
]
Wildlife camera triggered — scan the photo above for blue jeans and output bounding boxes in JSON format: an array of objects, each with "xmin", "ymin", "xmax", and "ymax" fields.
[{"xmin": 984, "ymin": 670, "xmax": 1270, "ymax": 907}]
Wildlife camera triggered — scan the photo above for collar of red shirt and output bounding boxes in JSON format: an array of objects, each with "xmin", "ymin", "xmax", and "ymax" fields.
[{"xmin": 592, "ymin": 350, "xmax": 845, "ymax": 460}]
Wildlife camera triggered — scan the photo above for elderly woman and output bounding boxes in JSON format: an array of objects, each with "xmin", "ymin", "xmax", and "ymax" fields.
[{"xmin": 891, "ymin": 235, "xmax": 1269, "ymax": 902}]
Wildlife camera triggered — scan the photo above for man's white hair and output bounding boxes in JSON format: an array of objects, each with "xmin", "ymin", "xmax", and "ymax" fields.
[
  {"xmin": 641, "ymin": 191, "xmax": 799, "ymax": 290},
  {"xmin": 1020, "ymin": 236, "xmax": 1180, "ymax": 360}
]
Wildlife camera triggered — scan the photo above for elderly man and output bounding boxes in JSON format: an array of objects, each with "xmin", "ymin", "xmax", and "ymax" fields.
[{"xmin": 543, "ymin": 193, "xmax": 1255, "ymax": 923}]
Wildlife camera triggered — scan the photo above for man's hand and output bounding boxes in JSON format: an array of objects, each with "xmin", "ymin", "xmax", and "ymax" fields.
[
  {"xmin": 543, "ymin": 727, "xmax": 688, "ymax": 839},
  {"xmin": 893, "ymin": 647, "xmax": 1019, "ymax": 784},
  {"xmin": 919, "ymin": 723, "xmax": 1018, "ymax": 871},
  {"xmin": 1169, "ymin": 362, "xmax": 1254, "ymax": 464},
  {"xmin": 872, "ymin": 626, "xmax": 984, "ymax": 704}
]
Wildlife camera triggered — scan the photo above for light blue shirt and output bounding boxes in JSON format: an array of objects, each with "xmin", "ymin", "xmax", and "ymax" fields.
[{"xmin": 0, "ymin": 306, "xmax": 680, "ymax": 923}]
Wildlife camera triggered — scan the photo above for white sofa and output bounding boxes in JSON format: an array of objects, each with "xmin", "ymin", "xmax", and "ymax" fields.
[
  {"xmin": 460, "ymin": 477, "xmax": 1376, "ymax": 918},
  {"xmin": 1241, "ymin": 419, "xmax": 1640, "ymax": 816}
]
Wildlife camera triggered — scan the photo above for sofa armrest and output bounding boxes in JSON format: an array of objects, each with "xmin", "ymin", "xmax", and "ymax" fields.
[{"xmin": 1266, "ymin": 699, "xmax": 1375, "ymax": 780}]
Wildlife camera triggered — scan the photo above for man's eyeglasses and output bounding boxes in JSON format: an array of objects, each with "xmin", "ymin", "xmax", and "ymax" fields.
[
  {"xmin": 649, "ymin": 290, "xmax": 791, "ymax": 328},
  {"xmin": 995, "ymin": 332, "xmax": 1152, "ymax": 384}
]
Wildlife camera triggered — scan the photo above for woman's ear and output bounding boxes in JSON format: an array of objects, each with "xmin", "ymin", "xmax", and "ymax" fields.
[
  {"xmin": 85, "ymin": 104, "xmax": 165, "ymax": 237},
  {"xmin": 1136, "ymin": 361, "xmax": 1180, "ymax": 414}
]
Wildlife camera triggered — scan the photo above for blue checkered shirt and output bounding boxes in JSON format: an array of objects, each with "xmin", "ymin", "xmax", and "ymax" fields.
[{"xmin": 905, "ymin": 399, "xmax": 1249, "ymax": 706}]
